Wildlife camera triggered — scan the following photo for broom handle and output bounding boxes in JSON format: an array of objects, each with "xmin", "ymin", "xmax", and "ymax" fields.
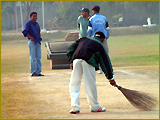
[{"xmin": 114, "ymin": 84, "xmax": 122, "ymax": 90}]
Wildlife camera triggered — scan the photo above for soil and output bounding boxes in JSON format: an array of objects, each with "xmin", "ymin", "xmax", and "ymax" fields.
[{"xmin": 14, "ymin": 66, "xmax": 160, "ymax": 119}]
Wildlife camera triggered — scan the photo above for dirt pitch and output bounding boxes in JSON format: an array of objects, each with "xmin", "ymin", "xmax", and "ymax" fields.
[{"xmin": 15, "ymin": 66, "xmax": 159, "ymax": 119}]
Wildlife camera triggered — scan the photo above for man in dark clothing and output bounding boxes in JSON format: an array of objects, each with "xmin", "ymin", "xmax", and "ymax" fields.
[{"xmin": 67, "ymin": 31, "xmax": 116, "ymax": 114}]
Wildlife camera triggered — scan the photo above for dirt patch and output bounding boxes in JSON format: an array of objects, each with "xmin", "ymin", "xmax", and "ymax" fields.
[{"xmin": 2, "ymin": 66, "xmax": 159, "ymax": 119}]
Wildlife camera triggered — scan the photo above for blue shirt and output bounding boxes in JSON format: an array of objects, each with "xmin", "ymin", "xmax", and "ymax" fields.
[
  {"xmin": 87, "ymin": 13, "xmax": 109, "ymax": 39},
  {"xmin": 22, "ymin": 20, "xmax": 42, "ymax": 44}
]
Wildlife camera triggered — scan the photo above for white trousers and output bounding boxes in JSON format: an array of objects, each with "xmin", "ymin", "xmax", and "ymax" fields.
[{"xmin": 70, "ymin": 59, "xmax": 100, "ymax": 111}]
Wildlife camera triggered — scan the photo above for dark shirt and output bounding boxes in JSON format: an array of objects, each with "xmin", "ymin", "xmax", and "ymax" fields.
[
  {"xmin": 22, "ymin": 20, "xmax": 42, "ymax": 44},
  {"xmin": 67, "ymin": 37, "xmax": 113, "ymax": 79}
]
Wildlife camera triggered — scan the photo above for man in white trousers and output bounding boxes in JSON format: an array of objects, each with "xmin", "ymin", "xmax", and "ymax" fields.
[{"xmin": 67, "ymin": 31, "xmax": 116, "ymax": 114}]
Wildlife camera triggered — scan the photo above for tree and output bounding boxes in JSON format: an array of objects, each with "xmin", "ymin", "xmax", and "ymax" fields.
[
  {"xmin": 56, "ymin": 1, "xmax": 101, "ymax": 29},
  {"xmin": 1, "ymin": 1, "xmax": 16, "ymax": 30},
  {"xmin": 124, "ymin": 1, "xmax": 159, "ymax": 23},
  {"xmin": 22, "ymin": 1, "xmax": 34, "ymax": 24}
]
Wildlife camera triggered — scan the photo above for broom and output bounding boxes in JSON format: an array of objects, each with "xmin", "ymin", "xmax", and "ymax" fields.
[{"xmin": 114, "ymin": 84, "xmax": 158, "ymax": 111}]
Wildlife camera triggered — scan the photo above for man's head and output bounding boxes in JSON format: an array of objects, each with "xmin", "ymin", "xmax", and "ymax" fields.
[
  {"xmin": 30, "ymin": 12, "xmax": 37, "ymax": 23},
  {"xmin": 79, "ymin": 8, "xmax": 90, "ymax": 18},
  {"xmin": 92, "ymin": 5, "xmax": 100, "ymax": 14},
  {"xmin": 94, "ymin": 31, "xmax": 105, "ymax": 43}
]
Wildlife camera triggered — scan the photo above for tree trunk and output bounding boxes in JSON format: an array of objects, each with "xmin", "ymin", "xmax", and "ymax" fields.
[
  {"xmin": 11, "ymin": 2, "xmax": 16, "ymax": 30},
  {"xmin": 25, "ymin": 1, "xmax": 33, "ymax": 23},
  {"xmin": 122, "ymin": 4, "xmax": 126, "ymax": 26}
]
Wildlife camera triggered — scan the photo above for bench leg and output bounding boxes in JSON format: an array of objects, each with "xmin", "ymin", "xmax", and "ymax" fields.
[{"xmin": 50, "ymin": 60, "xmax": 53, "ymax": 69}]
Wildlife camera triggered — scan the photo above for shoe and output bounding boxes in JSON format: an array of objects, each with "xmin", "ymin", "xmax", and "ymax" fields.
[
  {"xmin": 91, "ymin": 107, "xmax": 106, "ymax": 112},
  {"xmin": 37, "ymin": 73, "xmax": 44, "ymax": 76},
  {"xmin": 97, "ymin": 70, "xmax": 102, "ymax": 74},
  {"xmin": 69, "ymin": 109, "xmax": 80, "ymax": 114},
  {"xmin": 31, "ymin": 72, "xmax": 37, "ymax": 77}
]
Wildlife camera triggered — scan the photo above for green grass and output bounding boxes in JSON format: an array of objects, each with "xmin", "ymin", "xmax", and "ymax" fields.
[
  {"xmin": 108, "ymin": 34, "xmax": 159, "ymax": 67},
  {"xmin": 41, "ymin": 31, "xmax": 67, "ymax": 41},
  {"xmin": 110, "ymin": 25, "xmax": 159, "ymax": 36},
  {"xmin": 1, "ymin": 33, "xmax": 159, "ymax": 76},
  {"xmin": 1, "ymin": 31, "xmax": 67, "ymax": 41}
]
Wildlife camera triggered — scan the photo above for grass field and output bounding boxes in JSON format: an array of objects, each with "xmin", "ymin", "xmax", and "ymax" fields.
[
  {"xmin": 1, "ymin": 32, "xmax": 159, "ymax": 119},
  {"xmin": 1, "ymin": 33, "xmax": 159, "ymax": 76},
  {"xmin": 108, "ymin": 34, "xmax": 159, "ymax": 67}
]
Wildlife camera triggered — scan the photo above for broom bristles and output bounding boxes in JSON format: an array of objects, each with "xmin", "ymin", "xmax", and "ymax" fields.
[{"xmin": 118, "ymin": 86, "xmax": 158, "ymax": 111}]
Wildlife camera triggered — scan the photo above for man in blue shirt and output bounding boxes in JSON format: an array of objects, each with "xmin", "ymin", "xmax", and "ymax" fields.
[
  {"xmin": 87, "ymin": 6, "xmax": 110, "ymax": 74},
  {"xmin": 87, "ymin": 5, "xmax": 109, "ymax": 53},
  {"xmin": 22, "ymin": 12, "xmax": 44, "ymax": 76}
]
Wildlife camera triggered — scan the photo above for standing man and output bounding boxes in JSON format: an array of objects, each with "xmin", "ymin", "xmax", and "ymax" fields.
[
  {"xmin": 77, "ymin": 8, "xmax": 90, "ymax": 38},
  {"xmin": 67, "ymin": 31, "xmax": 116, "ymax": 114},
  {"xmin": 87, "ymin": 5, "xmax": 110, "ymax": 74},
  {"xmin": 87, "ymin": 5, "xmax": 109, "ymax": 53},
  {"xmin": 22, "ymin": 12, "xmax": 44, "ymax": 77}
]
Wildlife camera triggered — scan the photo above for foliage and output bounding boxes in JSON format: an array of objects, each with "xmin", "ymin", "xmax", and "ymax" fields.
[
  {"xmin": 1, "ymin": 1, "xmax": 159, "ymax": 30},
  {"xmin": 55, "ymin": 1, "xmax": 159, "ymax": 29},
  {"xmin": 1, "ymin": 1, "xmax": 16, "ymax": 29},
  {"xmin": 112, "ymin": 14, "xmax": 123, "ymax": 22},
  {"xmin": 56, "ymin": 1, "xmax": 102, "ymax": 29},
  {"xmin": 56, "ymin": 1, "xmax": 72, "ymax": 28},
  {"xmin": 1, "ymin": 1, "xmax": 16, "ymax": 14},
  {"xmin": 124, "ymin": 1, "xmax": 159, "ymax": 18}
]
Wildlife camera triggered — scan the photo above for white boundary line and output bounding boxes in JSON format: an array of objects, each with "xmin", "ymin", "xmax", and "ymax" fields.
[{"xmin": 118, "ymin": 70, "xmax": 134, "ymax": 75}]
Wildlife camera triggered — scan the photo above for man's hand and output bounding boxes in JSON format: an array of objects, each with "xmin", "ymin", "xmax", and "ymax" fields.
[
  {"xmin": 109, "ymin": 79, "xmax": 116, "ymax": 86},
  {"xmin": 26, "ymin": 34, "xmax": 34, "ymax": 41},
  {"xmin": 31, "ymin": 37, "xmax": 34, "ymax": 41},
  {"xmin": 70, "ymin": 63, "xmax": 73, "ymax": 70}
]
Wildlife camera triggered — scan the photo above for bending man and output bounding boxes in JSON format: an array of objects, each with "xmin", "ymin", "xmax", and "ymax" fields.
[{"xmin": 67, "ymin": 31, "xmax": 116, "ymax": 114}]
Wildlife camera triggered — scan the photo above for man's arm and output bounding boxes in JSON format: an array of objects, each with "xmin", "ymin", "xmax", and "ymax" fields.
[
  {"xmin": 67, "ymin": 41, "xmax": 79, "ymax": 63},
  {"xmin": 99, "ymin": 46, "xmax": 113, "ymax": 80},
  {"xmin": 87, "ymin": 21, "xmax": 92, "ymax": 37},
  {"xmin": 99, "ymin": 47, "xmax": 116, "ymax": 86},
  {"xmin": 77, "ymin": 17, "xmax": 80, "ymax": 30},
  {"xmin": 106, "ymin": 21, "xmax": 109, "ymax": 28},
  {"xmin": 22, "ymin": 22, "xmax": 34, "ymax": 41},
  {"xmin": 26, "ymin": 34, "xmax": 34, "ymax": 41},
  {"xmin": 105, "ymin": 19, "xmax": 109, "ymax": 39}
]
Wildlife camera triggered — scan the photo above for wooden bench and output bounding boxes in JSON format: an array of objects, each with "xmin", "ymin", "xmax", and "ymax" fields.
[
  {"xmin": 45, "ymin": 41, "xmax": 74, "ymax": 69},
  {"xmin": 45, "ymin": 32, "xmax": 78, "ymax": 69}
]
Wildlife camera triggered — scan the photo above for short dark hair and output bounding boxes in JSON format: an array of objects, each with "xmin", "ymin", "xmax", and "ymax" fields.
[
  {"xmin": 94, "ymin": 31, "xmax": 105, "ymax": 39},
  {"xmin": 30, "ymin": 12, "xmax": 37, "ymax": 17},
  {"xmin": 92, "ymin": 5, "xmax": 100, "ymax": 12}
]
